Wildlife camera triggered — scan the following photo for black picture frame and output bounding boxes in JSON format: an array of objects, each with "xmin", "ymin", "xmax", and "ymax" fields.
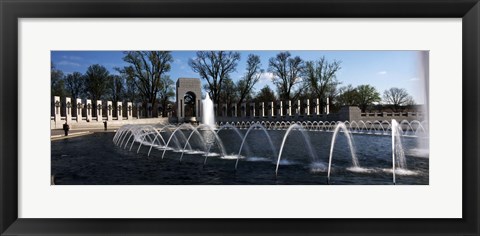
[{"xmin": 1, "ymin": 0, "xmax": 479, "ymax": 235}]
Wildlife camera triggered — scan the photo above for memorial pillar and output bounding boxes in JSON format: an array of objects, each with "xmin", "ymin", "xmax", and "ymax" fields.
[
  {"xmin": 270, "ymin": 101, "xmax": 274, "ymax": 117},
  {"xmin": 96, "ymin": 100, "xmax": 103, "ymax": 121},
  {"xmin": 297, "ymin": 100, "xmax": 301, "ymax": 116},
  {"xmin": 85, "ymin": 99, "xmax": 92, "ymax": 122},
  {"xmin": 279, "ymin": 101, "xmax": 283, "ymax": 117},
  {"xmin": 288, "ymin": 100, "xmax": 292, "ymax": 116},
  {"xmin": 241, "ymin": 103, "xmax": 246, "ymax": 117},
  {"xmin": 233, "ymin": 104, "xmax": 237, "ymax": 117},
  {"xmin": 276, "ymin": 102, "xmax": 281, "ymax": 117},
  {"xmin": 106, "ymin": 101, "xmax": 113, "ymax": 121},
  {"xmin": 261, "ymin": 102, "xmax": 265, "ymax": 117},
  {"xmin": 222, "ymin": 103, "xmax": 227, "ymax": 117},
  {"xmin": 65, "ymin": 97, "xmax": 72, "ymax": 123},
  {"xmin": 326, "ymin": 97, "xmax": 330, "ymax": 115},
  {"xmin": 54, "ymin": 96, "xmax": 61, "ymax": 123},
  {"xmin": 250, "ymin": 102, "xmax": 255, "ymax": 117},
  {"xmin": 305, "ymin": 99, "xmax": 310, "ymax": 116},
  {"xmin": 137, "ymin": 102, "xmax": 142, "ymax": 118},
  {"xmin": 76, "ymin": 98, "xmax": 83, "ymax": 123},
  {"xmin": 157, "ymin": 104, "xmax": 164, "ymax": 117},
  {"xmin": 117, "ymin": 102, "xmax": 123, "ymax": 121},
  {"xmin": 147, "ymin": 103, "xmax": 152, "ymax": 118},
  {"xmin": 127, "ymin": 102, "xmax": 133, "ymax": 120}
]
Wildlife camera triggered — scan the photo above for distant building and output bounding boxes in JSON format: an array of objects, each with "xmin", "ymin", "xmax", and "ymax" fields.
[{"xmin": 176, "ymin": 78, "xmax": 202, "ymax": 123}]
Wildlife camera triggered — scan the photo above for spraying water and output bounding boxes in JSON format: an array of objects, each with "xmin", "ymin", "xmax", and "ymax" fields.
[
  {"xmin": 391, "ymin": 119, "xmax": 408, "ymax": 184},
  {"xmin": 202, "ymin": 93, "xmax": 215, "ymax": 128},
  {"xmin": 275, "ymin": 124, "xmax": 317, "ymax": 176},
  {"xmin": 236, "ymin": 123, "xmax": 278, "ymax": 170},
  {"xmin": 327, "ymin": 122, "xmax": 359, "ymax": 183}
]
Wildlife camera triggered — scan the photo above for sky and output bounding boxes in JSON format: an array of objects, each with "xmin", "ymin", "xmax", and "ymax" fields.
[{"xmin": 51, "ymin": 50, "xmax": 427, "ymax": 104}]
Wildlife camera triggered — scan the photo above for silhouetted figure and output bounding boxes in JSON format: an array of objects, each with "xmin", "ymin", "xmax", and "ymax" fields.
[
  {"xmin": 63, "ymin": 122, "xmax": 70, "ymax": 136},
  {"xmin": 103, "ymin": 121, "xmax": 107, "ymax": 131}
]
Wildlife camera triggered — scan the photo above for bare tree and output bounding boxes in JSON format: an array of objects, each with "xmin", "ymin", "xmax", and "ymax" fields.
[
  {"xmin": 158, "ymin": 75, "xmax": 175, "ymax": 117},
  {"xmin": 268, "ymin": 51, "xmax": 304, "ymax": 101},
  {"xmin": 121, "ymin": 71, "xmax": 139, "ymax": 103},
  {"xmin": 120, "ymin": 51, "xmax": 173, "ymax": 111},
  {"xmin": 237, "ymin": 54, "xmax": 262, "ymax": 107},
  {"xmin": 304, "ymin": 56, "xmax": 341, "ymax": 114},
  {"xmin": 51, "ymin": 63, "xmax": 66, "ymax": 97},
  {"xmin": 106, "ymin": 75, "xmax": 125, "ymax": 115},
  {"xmin": 219, "ymin": 78, "xmax": 238, "ymax": 115},
  {"xmin": 189, "ymin": 51, "xmax": 241, "ymax": 105},
  {"xmin": 65, "ymin": 72, "xmax": 84, "ymax": 99},
  {"xmin": 383, "ymin": 87, "xmax": 414, "ymax": 112}
]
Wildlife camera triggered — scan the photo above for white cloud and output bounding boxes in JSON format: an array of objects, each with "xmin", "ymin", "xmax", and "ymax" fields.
[
  {"xmin": 174, "ymin": 58, "xmax": 183, "ymax": 64},
  {"xmin": 62, "ymin": 56, "xmax": 83, "ymax": 61},
  {"xmin": 103, "ymin": 63, "xmax": 117, "ymax": 67},
  {"xmin": 253, "ymin": 72, "xmax": 275, "ymax": 91},
  {"xmin": 377, "ymin": 71, "xmax": 387, "ymax": 75},
  {"xmin": 259, "ymin": 72, "xmax": 275, "ymax": 81},
  {"xmin": 409, "ymin": 77, "xmax": 419, "ymax": 81},
  {"xmin": 56, "ymin": 60, "xmax": 81, "ymax": 67}
]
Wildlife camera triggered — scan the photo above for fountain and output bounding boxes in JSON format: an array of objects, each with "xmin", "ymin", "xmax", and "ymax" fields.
[
  {"xmin": 275, "ymin": 124, "xmax": 317, "ymax": 176},
  {"xmin": 202, "ymin": 93, "xmax": 215, "ymax": 128},
  {"xmin": 110, "ymin": 118, "xmax": 429, "ymax": 185},
  {"xmin": 327, "ymin": 122, "xmax": 359, "ymax": 184},
  {"xmin": 237, "ymin": 123, "xmax": 277, "ymax": 170}
]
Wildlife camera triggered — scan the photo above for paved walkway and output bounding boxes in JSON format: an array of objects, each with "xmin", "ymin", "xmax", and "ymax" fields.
[{"xmin": 51, "ymin": 128, "xmax": 116, "ymax": 141}]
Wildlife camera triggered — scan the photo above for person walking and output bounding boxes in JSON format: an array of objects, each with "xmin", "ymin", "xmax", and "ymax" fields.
[
  {"xmin": 63, "ymin": 121, "xmax": 70, "ymax": 136},
  {"xmin": 103, "ymin": 121, "xmax": 107, "ymax": 131}
]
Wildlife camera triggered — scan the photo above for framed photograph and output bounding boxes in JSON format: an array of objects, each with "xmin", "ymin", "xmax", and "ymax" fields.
[{"xmin": 1, "ymin": 0, "xmax": 479, "ymax": 235}]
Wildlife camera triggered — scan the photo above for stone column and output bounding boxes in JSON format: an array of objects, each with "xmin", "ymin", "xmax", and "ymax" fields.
[
  {"xmin": 250, "ymin": 102, "xmax": 255, "ymax": 117},
  {"xmin": 222, "ymin": 103, "xmax": 227, "ymax": 117},
  {"xmin": 54, "ymin": 96, "xmax": 61, "ymax": 123},
  {"xmin": 65, "ymin": 97, "xmax": 72, "ymax": 123},
  {"xmin": 233, "ymin": 104, "xmax": 237, "ymax": 117},
  {"xmin": 85, "ymin": 99, "xmax": 92, "ymax": 122},
  {"xmin": 316, "ymin": 98, "xmax": 320, "ymax": 115},
  {"xmin": 261, "ymin": 102, "xmax": 265, "ymax": 117},
  {"xmin": 296, "ymin": 100, "xmax": 301, "ymax": 116},
  {"xmin": 270, "ymin": 101, "xmax": 274, "ymax": 117},
  {"xmin": 137, "ymin": 102, "xmax": 142, "ymax": 118},
  {"xmin": 179, "ymin": 98, "xmax": 184, "ymax": 119},
  {"xmin": 326, "ymin": 97, "xmax": 330, "ymax": 115},
  {"xmin": 279, "ymin": 101, "xmax": 283, "ymax": 117},
  {"xmin": 106, "ymin": 101, "xmax": 113, "ymax": 121},
  {"xmin": 241, "ymin": 103, "xmax": 246, "ymax": 117},
  {"xmin": 76, "ymin": 98, "xmax": 83, "ymax": 123},
  {"xmin": 288, "ymin": 100, "xmax": 292, "ymax": 116},
  {"xmin": 305, "ymin": 99, "xmax": 310, "ymax": 116},
  {"xmin": 157, "ymin": 104, "xmax": 162, "ymax": 118},
  {"xmin": 117, "ymin": 102, "xmax": 123, "ymax": 121},
  {"xmin": 277, "ymin": 101, "xmax": 282, "ymax": 117},
  {"xmin": 96, "ymin": 100, "xmax": 103, "ymax": 121},
  {"xmin": 197, "ymin": 99, "xmax": 201, "ymax": 119},
  {"xmin": 126, "ymin": 102, "xmax": 132, "ymax": 119},
  {"xmin": 147, "ymin": 103, "xmax": 152, "ymax": 118}
]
